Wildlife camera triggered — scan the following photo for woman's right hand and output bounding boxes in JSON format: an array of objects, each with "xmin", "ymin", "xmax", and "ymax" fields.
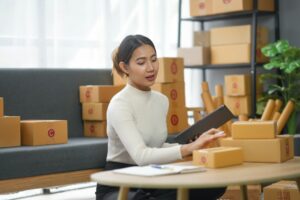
[{"xmin": 180, "ymin": 128, "xmax": 226, "ymax": 158}]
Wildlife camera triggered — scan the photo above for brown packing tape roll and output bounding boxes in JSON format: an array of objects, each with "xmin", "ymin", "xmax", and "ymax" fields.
[
  {"xmin": 261, "ymin": 99, "xmax": 275, "ymax": 120},
  {"xmin": 215, "ymin": 84, "xmax": 224, "ymax": 97},
  {"xmin": 272, "ymin": 112, "xmax": 281, "ymax": 121},
  {"xmin": 201, "ymin": 92, "xmax": 216, "ymax": 114},
  {"xmin": 201, "ymin": 82, "xmax": 209, "ymax": 92},
  {"xmin": 277, "ymin": 100, "xmax": 295, "ymax": 134}
]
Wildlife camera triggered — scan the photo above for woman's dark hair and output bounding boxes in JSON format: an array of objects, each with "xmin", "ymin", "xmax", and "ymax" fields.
[{"xmin": 112, "ymin": 35, "xmax": 156, "ymax": 77}]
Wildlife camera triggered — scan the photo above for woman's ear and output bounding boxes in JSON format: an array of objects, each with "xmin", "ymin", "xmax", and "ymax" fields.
[{"xmin": 119, "ymin": 62, "xmax": 129, "ymax": 76}]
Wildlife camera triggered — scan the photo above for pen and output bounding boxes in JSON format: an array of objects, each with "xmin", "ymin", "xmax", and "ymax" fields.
[{"xmin": 150, "ymin": 164, "xmax": 174, "ymax": 170}]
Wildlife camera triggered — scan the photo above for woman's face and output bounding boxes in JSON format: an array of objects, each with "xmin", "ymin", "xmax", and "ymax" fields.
[{"xmin": 125, "ymin": 44, "xmax": 158, "ymax": 91}]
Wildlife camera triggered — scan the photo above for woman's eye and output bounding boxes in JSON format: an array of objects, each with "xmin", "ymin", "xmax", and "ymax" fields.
[
  {"xmin": 137, "ymin": 62, "xmax": 144, "ymax": 65},
  {"xmin": 152, "ymin": 58, "xmax": 157, "ymax": 62}
]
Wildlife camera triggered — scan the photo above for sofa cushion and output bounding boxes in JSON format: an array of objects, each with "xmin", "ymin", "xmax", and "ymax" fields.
[
  {"xmin": 0, "ymin": 138, "xmax": 107, "ymax": 180},
  {"xmin": 0, "ymin": 68, "xmax": 113, "ymax": 137}
]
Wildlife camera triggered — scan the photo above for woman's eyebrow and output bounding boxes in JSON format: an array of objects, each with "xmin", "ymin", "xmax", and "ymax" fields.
[{"xmin": 135, "ymin": 57, "xmax": 146, "ymax": 62}]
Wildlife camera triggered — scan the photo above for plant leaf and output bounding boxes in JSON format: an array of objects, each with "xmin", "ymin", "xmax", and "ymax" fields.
[
  {"xmin": 261, "ymin": 44, "xmax": 277, "ymax": 57},
  {"xmin": 275, "ymin": 40, "xmax": 290, "ymax": 53}
]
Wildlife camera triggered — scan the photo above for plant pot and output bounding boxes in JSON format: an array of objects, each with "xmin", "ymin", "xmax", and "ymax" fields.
[{"xmin": 294, "ymin": 134, "xmax": 300, "ymax": 157}]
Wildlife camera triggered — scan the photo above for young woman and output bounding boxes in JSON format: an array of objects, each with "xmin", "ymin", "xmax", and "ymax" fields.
[{"xmin": 96, "ymin": 35, "xmax": 226, "ymax": 200}]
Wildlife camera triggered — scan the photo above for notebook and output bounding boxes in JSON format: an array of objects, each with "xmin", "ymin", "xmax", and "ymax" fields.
[
  {"xmin": 113, "ymin": 164, "xmax": 206, "ymax": 176},
  {"xmin": 174, "ymin": 105, "xmax": 234, "ymax": 144}
]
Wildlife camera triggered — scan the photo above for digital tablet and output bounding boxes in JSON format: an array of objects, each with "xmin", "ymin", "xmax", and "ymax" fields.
[{"xmin": 174, "ymin": 105, "xmax": 234, "ymax": 144}]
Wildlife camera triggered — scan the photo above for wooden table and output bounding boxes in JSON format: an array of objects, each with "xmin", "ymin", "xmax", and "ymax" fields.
[{"xmin": 91, "ymin": 157, "xmax": 300, "ymax": 200}]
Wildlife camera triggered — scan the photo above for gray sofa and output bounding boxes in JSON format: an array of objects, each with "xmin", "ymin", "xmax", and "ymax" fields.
[{"xmin": 0, "ymin": 68, "xmax": 112, "ymax": 193}]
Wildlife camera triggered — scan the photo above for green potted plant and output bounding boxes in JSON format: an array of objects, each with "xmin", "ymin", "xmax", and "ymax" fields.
[{"xmin": 258, "ymin": 40, "xmax": 300, "ymax": 155}]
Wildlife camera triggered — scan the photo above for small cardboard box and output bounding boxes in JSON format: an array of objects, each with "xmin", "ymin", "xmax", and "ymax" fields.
[
  {"xmin": 220, "ymin": 135, "xmax": 294, "ymax": 163},
  {"xmin": 211, "ymin": 43, "xmax": 267, "ymax": 64},
  {"xmin": 212, "ymin": 0, "xmax": 275, "ymax": 14},
  {"xmin": 224, "ymin": 95, "xmax": 251, "ymax": 116},
  {"xmin": 193, "ymin": 31, "xmax": 210, "ymax": 47},
  {"xmin": 190, "ymin": 0, "xmax": 213, "ymax": 16},
  {"xmin": 156, "ymin": 57, "xmax": 184, "ymax": 83},
  {"xmin": 263, "ymin": 180, "xmax": 300, "ymax": 200},
  {"xmin": 167, "ymin": 107, "xmax": 189, "ymax": 134},
  {"xmin": 210, "ymin": 25, "xmax": 268, "ymax": 46},
  {"xmin": 84, "ymin": 121, "xmax": 107, "ymax": 137},
  {"xmin": 231, "ymin": 121, "xmax": 277, "ymax": 139},
  {"xmin": 220, "ymin": 185, "xmax": 261, "ymax": 200},
  {"xmin": 225, "ymin": 74, "xmax": 251, "ymax": 96},
  {"xmin": 79, "ymin": 85, "xmax": 124, "ymax": 103},
  {"xmin": 151, "ymin": 82, "xmax": 186, "ymax": 108},
  {"xmin": 177, "ymin": 47, "xmax": 210, "ymax": 66},
  {"xmin": 82, "ymin": 103, "xmax": 108, "ymax": 121},
  {"xmin": 0, "ymin": 97, "xmax": 3, "ymax": 117},
  {"xmin": 112, "ymin": 68, "xmax": 127, "ymax": 86},
  {"xmin": 0, "ymin": 116, "xmax": 21, "ymax": 148},
  {"xmin": 21, "ymin": 120, "xmax": 68, "ymax": 146},
  {"xmin": 193, "ymin": 146, "xmax": 243, "ymax": 168}
]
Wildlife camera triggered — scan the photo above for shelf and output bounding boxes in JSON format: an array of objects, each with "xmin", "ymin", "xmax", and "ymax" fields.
[
  {"xmin": 181, "ymin": 10, "xmax": 275, "ymax": 22},
  {"xmin": 184, "ymin": 63, "xmax": 265, "ymax": 70}
]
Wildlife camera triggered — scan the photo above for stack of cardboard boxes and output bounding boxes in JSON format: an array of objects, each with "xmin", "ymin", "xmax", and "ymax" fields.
[
  {"xmin": 220, "ymin": 120, "xmax": 294, "ymax": 163},
  {"xmin": 189, "ymin": 0, "xmax": 274, "ymax": 17},
  {"xmin": 79, "ymin": 85, "xmax": 123, "ymax": 137},
  {"xmin": 152, "ymin": 58, "xmax": 189, "ymax": 134},
  {"xmin": 263, "ymin": 180, "xmax": 300, "ymax": 200},
  {"xmin": 0, "ymin": 97, "xmax": 21, "ymax": 148},
  {"xmin": 0, "ymin": 97, "xmax": 68, "ymax": 147}
]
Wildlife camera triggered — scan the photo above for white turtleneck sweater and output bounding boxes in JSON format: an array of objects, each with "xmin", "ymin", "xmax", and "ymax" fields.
[{"xmin": 106, "ymin": 84, "xmax": 182, "ymax": 166}]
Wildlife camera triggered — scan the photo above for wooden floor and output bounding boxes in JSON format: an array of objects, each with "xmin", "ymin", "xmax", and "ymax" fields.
[{"xmin": 0, "ymin": 183, "xmax": 96, "ymax": 200}]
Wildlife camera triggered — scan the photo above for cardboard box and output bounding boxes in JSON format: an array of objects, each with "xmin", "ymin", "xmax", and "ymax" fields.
[
  {"xmin": 79, "ymin": 85, "xmax": 124, "ymax": 103},
  {"xmin": 211, "ymin": 43, "xmax": 267, "ymax": 64},
  {"xmin": 232, "ymin": 121, "xmax": 276, "ymax": 139},
  {"xmin": 0, "ymin": 97, "xmax": 3, "ymax": 117},
  {"xmin": 213, "ymin": 0, "xmax": 275, "ymax": 14},
  {"xmin": 112, "ymin": 68, "xmax": 127, "ymax": 86},
  {"xmin": 190, "ymin": 0, "xmax": 213, "ymax": 16},
  {"xmin": 82, "ymin": 103, "xmax": 108, "ymax": 121},
  {"xmin": 167, "ymin": 107, "xmax": 189, "ymax": 134},
  {"xmin": 177, "ymin": 47, "xmax": 210, "ymax": 66},
  {"xmin": 21, "ymin": 120, "xmax": 68, "ymax": 146},
  {"xmin": 225, "ymin": 74, "xmax": 251, "ymax": 96},
  {"xmin": 151, "ymin": 82, "xmax": 186, "ymax": 108},
  {"xmin": 210, "ymin": 25, "xmax": 268, "ymax": 46},
  {"xmin": 156, "ymin": 57, "xmax": 184, "ymax": 83},
  {"xmin": 193, "ymin": 31, "xmax": 210, "ymax": 47},
  {"xmin": 224, "ymin": 95, "xmax": 251, "ymax": 116},
  {"xmin": 84, "ymin": 121, "xmax": 107, "ymax": 137},
  {"xmin": 220, "ymin": 136, "xmax": 294, "ymax": 163},
  {"xmin": 220, "ymin": 185, "xmax": 261, "ymax": 200},
  {"xmin": 264, "ymin": 180, "xmax": 300, "ymax": 200},
  {"xmin": 193, "ymin": 146, "xmax": 243, "ymax": 168},
  {"xmin": 0, "ymin": 116, "xmax": 21, "ymax": 148}
]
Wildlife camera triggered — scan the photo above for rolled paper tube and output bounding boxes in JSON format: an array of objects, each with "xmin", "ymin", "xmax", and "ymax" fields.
[
  {"xmin": 238, "ymin": 114, "xmax": 249, "ymax": 121},
  {"xmin": 201, "ymin": 82, "xmax": 209, "ymax": 92},
  {"xmin": 272, "ymin": 112, "xmax": 281, "ymax": 121},
  {"xmin": 215, "ymin": 84, "xmax": 224, "ymax": 97},
  {"xmin": 201, "ymin": 92, "xmax": 216, "ymax": 113},
  {"xmin": 261, "ymin": 99, "xmax": 275, "ymax": 120},
  {"xmin": 212, "ymin": 96, "xmax": 218, "ymax": 108},
  {"xmin": 193, "ymin": 110, "xmax": 202, "ymax": 122},
  {"xmin": 277, "ymin": 100, "xmax": 295, "ymax": 134},
  {"xmin": 271, "ymin": 99, "xmax": 283, "ymax": 118},
  {"xmin": 215, "ymin": 96, "xmax": 224, "ymax": 107}
]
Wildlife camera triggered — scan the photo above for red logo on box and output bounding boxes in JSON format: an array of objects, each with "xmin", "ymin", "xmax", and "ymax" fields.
[
  {"xmin": 170, "ymin": 61, "xmax": 177, "ymax": 74},
  {"xmin": 85, "ymin": 88, "xmax": 92, "ymax": 98},
  {"xmin": 232, "ymin": 82, "xmax": 238, "ymax": 89},
  {"xmin": 171, "ymin": 114, "xmax": 179, "ymax": 126},
  {"xmin": 170, "ymin": 89, "xmax": 177, "ymax": 100},
  {"xmin": 199, "ymin": 2, "xmax": 205, "ymax": 10},
  {"xmin": 223, "ymin": 0, "xmax": 231, "ymax": 4},
  {"xmin": 235, "ymin": 101, "xmax": 240, "ymax": 109},
  {"xmin": 48, "ymin": 129, "xmax": 55, "ymax": 137},
  {"xmin": 88, "ymin": 108, "xmax": 94, "ymax": 115},
  {"xmin": 201, "ymin": 156, "xmax": 207, "ymax": 164},
  {"xmin": 89, "ymin": 124, "xmax": 95, "ymax": 133}
]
